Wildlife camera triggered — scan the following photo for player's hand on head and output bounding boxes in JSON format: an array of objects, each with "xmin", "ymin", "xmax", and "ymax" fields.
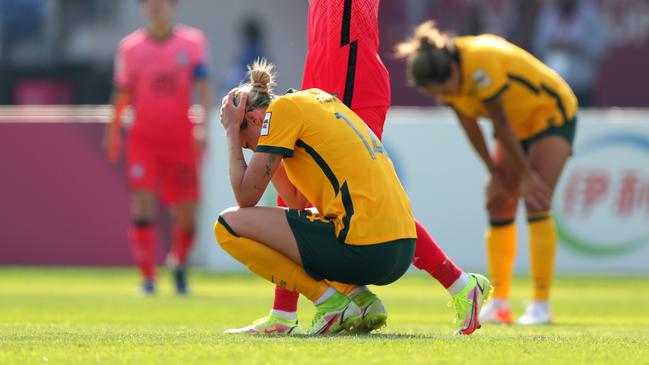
[{"xmin": 220, "ymin": 90, "xmax": 248, "ymax": 132}]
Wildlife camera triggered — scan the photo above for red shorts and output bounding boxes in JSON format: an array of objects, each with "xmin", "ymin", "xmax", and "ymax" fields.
[{"xmin": 127, "ymin": 135, "xmax": 198, "ymax": 205}]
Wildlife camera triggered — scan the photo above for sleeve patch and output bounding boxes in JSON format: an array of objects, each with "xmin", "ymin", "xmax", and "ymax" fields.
[
  {"xmin": 471, "ymin": 69, "xmax": 492, "ymax": 89},
  {"xmin": 261, "ymin": 112, "xmax": 271, "ymax": 136}
]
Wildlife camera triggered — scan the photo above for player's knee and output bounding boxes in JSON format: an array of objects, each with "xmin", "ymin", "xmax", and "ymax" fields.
[
  {"xmin": 486, "ymin": 196, "xmax": 517, "ymax": 218},
  {"xmin": 131, "ymin": 199, "xmax": 155, "ymax": 220},
  {"xmin": 214, "ymin": 208, "xmax": 241, "ymax": 248},
  {"xmin": 175, "ymin": 212, "xmax": 196, "ymax": 232}
]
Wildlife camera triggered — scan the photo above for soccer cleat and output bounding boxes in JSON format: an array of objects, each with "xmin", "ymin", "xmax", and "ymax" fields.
[
  {"xmin": 517, "ymin": 300, "xmax": 552, "ymax": 325},
  {"xmin": 167, "ymin": 253, "xmax": 189, "ymax": 295},
  {"xmin": 307, "ymin": 291, "xmax": 362, "ymax": 335},
  {"xmin": 140, "ymin": 279, "xmax": 156, "ymax": 296},
  {"xmin": 173, "ymin": 268, "xmax": 188, "ymax": 295},
  {"xmin": 479, "ymin": 298, "xmax": 513, "ymax": 325},
  {"xmin": 349, "ymin": 290, "xmax": 387, "ymax": 334},
  {"xmin": 450, "ymin": 273, "xmax": 493, "ymax": 335},
  {"xmin": 224, "ymin": 313, "xmax": 303, "ymax": 335}
]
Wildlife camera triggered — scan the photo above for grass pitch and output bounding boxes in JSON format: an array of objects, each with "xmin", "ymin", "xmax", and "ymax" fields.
[{"xmin": 1, "ymin": 268, "xmax": 648, "ymax": 365}]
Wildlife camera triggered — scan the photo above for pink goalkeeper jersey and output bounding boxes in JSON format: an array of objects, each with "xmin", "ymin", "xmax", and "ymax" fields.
[{"xmin": 114, "ymin": 25, "xmax": 208, "ymax": 142}]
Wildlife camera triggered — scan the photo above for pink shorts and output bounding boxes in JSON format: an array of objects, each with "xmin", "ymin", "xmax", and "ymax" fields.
[{"xmin": 126, "ymin": 136, "xmax": 198, "ymax": 205}]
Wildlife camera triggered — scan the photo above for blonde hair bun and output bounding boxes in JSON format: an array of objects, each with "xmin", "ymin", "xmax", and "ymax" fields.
[{"xmin": 248, "ymin": 58, "xmax": 275, "ymax": 94}]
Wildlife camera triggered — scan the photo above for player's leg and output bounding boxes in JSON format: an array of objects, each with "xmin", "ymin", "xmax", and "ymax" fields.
[
  {"xmin": 162, "ymin": 155, "xmax": 199, "ymax": 295},
  {"xmin": 270, "ymin": 196, "xmax": 301, "ymax": 321},
  {"xmin": 480, "ymin": 141, "xmax": 520, "ymax": 324},
  {"xmin": 127, "ymin": 138, "xmax": 159, "ymax": 294},
  {"xmin": 519, "ymin": 127, "xmax": 573, "ymax": 325},
  {"xmin": 215, "ymin": 207, "xmax": 362, "ymax": 335},
  {"xmin": 168, "ymin": 199, "xmax": 196, "ymax": 295},
  {"xmin": 129, "ymin": 189, "xmax": 157, "ymax": 294},
  {"xmin": 410, "ymin": 220, "xmax": 492, "ymax": 334}
]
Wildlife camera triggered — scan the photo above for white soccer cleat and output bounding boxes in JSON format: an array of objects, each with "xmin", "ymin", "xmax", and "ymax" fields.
[
  {"xmin": 224, "ymin": 313, "xmax": 303, "ymax": 335},
  {"xmin": 479, "ymin": 298, "xmax": 513, "ymax": 325},
  {"xmin": 517, "ymin": 300, "xmax": 552, "ymax": 325}
]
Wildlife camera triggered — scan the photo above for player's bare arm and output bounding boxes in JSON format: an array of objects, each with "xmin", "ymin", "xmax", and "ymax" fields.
[
  {"xmin": 483, "ymin": 96, "xmax": 550, "ymax": 211},
  {"xmin": 193, "ymin": 78, "xmax": 215, "ymax": 148},
  {"xmin": 454, "ymin": 108, "xmax": 496, "ymax": 176},
  {"xmin": 271, "ymin": 161, "xmax": 309, "ymax": 209},
  {"xmin": 221, "ymin": 91, "xmax": 281, "ymax": 207},
  {"xmin": 105, "ymin": 88, "xmax": 130, "ymax": 162}
]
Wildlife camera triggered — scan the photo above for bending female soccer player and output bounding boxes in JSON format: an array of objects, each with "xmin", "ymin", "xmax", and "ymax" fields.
[
  {"xmin": 397, "ymin": 21, "xmax": 578, "ymax": 325},
  {"xmin": 215, "ymin": 59, "xmax": 418, "ymax": 335}
]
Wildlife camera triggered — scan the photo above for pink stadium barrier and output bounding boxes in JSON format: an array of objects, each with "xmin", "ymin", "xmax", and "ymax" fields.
[{"xmin": 0, "ymin": 107, "xmax": 169, "ymax": 266}]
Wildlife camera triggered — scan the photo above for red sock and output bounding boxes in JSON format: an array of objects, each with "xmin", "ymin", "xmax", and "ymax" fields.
[
  {"xmin": 273, "ymin": 286, "xmax": 300, "ymax": 312},
  {"xmin": 273, "ymin": 194, "xmax": 300, "ymax": 312},
  {"xmin": 412, "ymin": 220, "xmax": 463, "ymax": 288},
  {"xmin": 129, "ymin": 224, "xmax": 156, "ymax": 280},
  {"xmin": 171, "ymin": 226, "xmax": 194, "ymax": 265}
]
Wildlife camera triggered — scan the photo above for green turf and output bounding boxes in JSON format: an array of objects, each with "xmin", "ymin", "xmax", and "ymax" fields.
[{"xmin": 1, "ymin": 268, "xmax": 648, "ymax": 365}]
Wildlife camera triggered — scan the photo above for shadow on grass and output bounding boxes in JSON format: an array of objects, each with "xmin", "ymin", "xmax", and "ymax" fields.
[{"xmin": 247, "ymin": 333, "xmax": 456, "ymax": 341}]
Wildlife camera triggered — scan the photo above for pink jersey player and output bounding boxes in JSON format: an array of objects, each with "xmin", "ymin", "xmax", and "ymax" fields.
[
  {"xmin": 115, "ymin": 25, "xmax": 208, "ymax": 143},
  {"xmin": 106, "ymin": 0, "xmax": 213, "ymax": 296}
]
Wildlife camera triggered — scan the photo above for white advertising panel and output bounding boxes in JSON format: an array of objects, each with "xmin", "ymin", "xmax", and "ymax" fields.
[{"xmin": 193, "ymin": 108, "xmax": 649, "ymax": 273}]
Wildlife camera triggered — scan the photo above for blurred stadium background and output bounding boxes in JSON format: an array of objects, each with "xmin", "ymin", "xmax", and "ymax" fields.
[{"xmin": 1, "ymin": 0, "xmax": 648, "ymax": 274}]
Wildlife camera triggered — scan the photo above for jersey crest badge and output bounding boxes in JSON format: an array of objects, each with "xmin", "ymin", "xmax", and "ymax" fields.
[
  {"xmin": 471, "ymin": 69, "xmax": 492, "ymax": 89},
  {"xmin": 176, "ymin": 51, "xmax": 189, "ymax": 66},
  {"xmin": 261, "ymin": 112, "xmax": 271, "ymax": 136}
]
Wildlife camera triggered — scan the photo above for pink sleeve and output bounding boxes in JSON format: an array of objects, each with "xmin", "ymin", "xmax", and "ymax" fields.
[
  {"xmin": 192, "ymin": 32, "xmax": 210, "ymax": 79},
  {"xmin": 113, "ymin": 43, "xmax": 131, "ymax": 89},
  {"xmin": 195, "ymin": 32, "xmax": 208, "ymax": 65}
]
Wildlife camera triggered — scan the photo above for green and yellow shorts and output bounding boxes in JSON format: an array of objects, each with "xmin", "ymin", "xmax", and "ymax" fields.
[
  {"xmin": 285, "ymin": 209, "xmax": 415, "ymax": 286},
  {"xmin": 521, "ymin": 118, "xmax": 578, "ymax": 154}
]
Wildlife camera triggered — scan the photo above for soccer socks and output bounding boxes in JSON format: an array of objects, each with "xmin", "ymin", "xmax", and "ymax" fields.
[
  {"xmin": 528, "ymin": 212, "xmax": 557, "ymax": 301},
  {"xmin": 485, "ymin": 219, "xmax": 517, "ymax": 300},
  {"xmin": 412, "ymin": 220, "xmax": 464, "ymax": 289},
  {"xmin": 326, "ymin": 281, "xmax": 359, "ymax": 296},
  {"xmin": 171, "ymin": 226, "xmax": 194, "ymax": 265},
  {"xmin": 215, "ymin": 216, "xmax": 329, "ymax": 302},
  {"xmin": 273, "ymin": 286, "xmax": 300, "ymax": 313},
  {"xmin": 129, "ymin": 222, "xmax": 156, "ymax": 280}
]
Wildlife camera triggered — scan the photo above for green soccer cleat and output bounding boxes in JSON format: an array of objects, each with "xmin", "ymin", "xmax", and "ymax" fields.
[
  {"xmin": 224, "ymin": 313, "xmax": 303, "ymax": 335},
  {"xmin": 307, "ymin": 291, "xmax": 362, "ymax": 335},
  {"xmin": 450, "ymin": 273, "xmax": 493, "ymax": 335},
  {"xmin": 349, "ymin": 290, "xmax": 387, "ymax": 334}
]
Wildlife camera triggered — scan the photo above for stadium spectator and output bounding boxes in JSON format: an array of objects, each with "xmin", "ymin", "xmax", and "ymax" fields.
[
  {"xmin": 505, "ymin": 0, "xmax": 542, "ymax": 51},
  {"xmin": 532, "ymin": 0, "xmax": 607, "ymax": 106},
  {"xmin": 105, "ymin": 0, "xmax": 214, "ymax": 295},
  {"xmin": 221, "ymin": 17, "xmax": 268, "ymax": 92}
]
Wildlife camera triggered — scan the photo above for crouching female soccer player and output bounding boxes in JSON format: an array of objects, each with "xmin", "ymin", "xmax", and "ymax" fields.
[
  {"xmin": 215, "ymin": 59, "xmax": 417, "ymax": 335},
  {"xmin": 398, "ymin": 21, "xmax": 578, "ymax": 325}
]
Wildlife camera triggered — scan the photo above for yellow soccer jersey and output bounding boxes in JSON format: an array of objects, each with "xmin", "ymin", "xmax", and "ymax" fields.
[
  {"xmin": 256, "ymin": 89, "xmax": 416, "ymax": 245},
  {"xmin": 439, "ymin": 35, "xmax": 578, "ymax": 140}
]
